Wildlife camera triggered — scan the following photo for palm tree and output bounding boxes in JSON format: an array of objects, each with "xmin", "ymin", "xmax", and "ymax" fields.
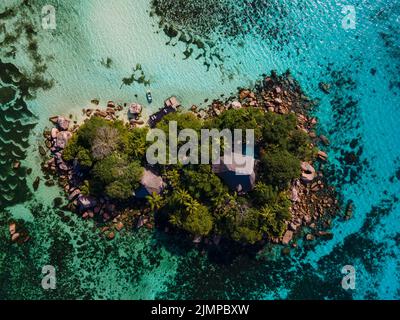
[
  {"xmin": 168, "ymin": 214, "xmax": 181, "ymax": 226},
  {"xmin": 185, "ymin": 198, "xmax": 201, "ymax": 215},
  {"xmin": 173, "ymin": 189, "xmax": 191, "ymax": 206},
  {"xmin": 146, "ymin": 192, "xmax": 164, "ymax": 211},
  {"xmin": 164, "ymin": 169, "xmax": 180, "ymax": 188}
]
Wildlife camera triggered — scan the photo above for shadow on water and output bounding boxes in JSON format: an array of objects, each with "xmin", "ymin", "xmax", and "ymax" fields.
[{"xmin": 0, "ymin": 1, "xmax": 54, "ymax": 209}]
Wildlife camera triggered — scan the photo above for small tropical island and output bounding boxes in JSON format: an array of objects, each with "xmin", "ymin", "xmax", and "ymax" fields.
[{"xmin": 37, "ymin": 71, "xmax": 339, "ymax": 248}]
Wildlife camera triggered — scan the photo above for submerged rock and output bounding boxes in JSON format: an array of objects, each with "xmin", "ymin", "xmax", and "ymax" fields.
[
  {"xmin": 58, "ymin": 161, "xmax": 69, "ymax": 171},
  {"xmin": 290, "ymin": 187, "xmax": 299, "ymax": 202},
  {"xmin": 0, "ymin": 86, "xmax": 16, "ymax": 104},
  {"xmin": 39, "ymin": 146, "xmax": 46, "ymax": 156},
  {"xmin": 11, "ymin": 232, "xmax": 20, "ymax": 242},
  {"xmin": 319, "ymin": 82, "xmax": 331, "ymax": 94},
  {"xmin": 136, "ymin": 216, "xmax": 147, "ymax": 228},
  {"xmin": 9, "ymin": 223, "xmax": 16, "ymax": 235},
  {"xmin": 13, "ymin": 161, "xmax": 21, "ymax": 170}
]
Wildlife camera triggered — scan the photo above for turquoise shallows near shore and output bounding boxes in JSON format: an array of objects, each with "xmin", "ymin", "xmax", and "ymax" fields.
[{"xmin": 0, "ymin": 0, "xmax": 399, "ymax": 299}]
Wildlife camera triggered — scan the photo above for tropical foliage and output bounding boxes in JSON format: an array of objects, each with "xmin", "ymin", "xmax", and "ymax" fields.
[
  {"xmin": 63, "ymin": 106, "xmax": 315, "ymax": 244},
  {"xmin": 151, "ymin": 107, "xmax": 313, "ymax": 244},
  {"xmin": 63, "ymin": 117, "xmax": 144, "ymax": 200}
]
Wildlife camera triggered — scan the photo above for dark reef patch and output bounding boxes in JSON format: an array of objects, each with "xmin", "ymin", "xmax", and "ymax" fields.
[
  {"xmin": 0, "ymin": 201, "xmax": 172, "ymax": 299},
  {"xmin": 157, "ymin": 195, "xmax": 399, "ymax": 299},
  {"xmin": 0, "ymin": 61, "xmax": 37, "ymax": 208},
  {"xmin": 121, "ymin": 64, "xmax": 151, "ymax": 88},
  {"xmin": 0, "ymin": 1, "xmax": 55, "ymax": 209},
  {"xmin": 316, "ymin": 64, "xmax": 368, "ymax": 191},
  {"xmin": 316, "ymin": 194, "xmax": 399, "ymax": 295},
  {"xmin": 155, "ymin": 239, "xmax": 352, "ymax": 300},
  {"xmin": 149, "ymin": 0, "xmax": 294, "ymax": 71},
  {"xmin": 371, "ymin": 3, "xmax": 400, "ymax": 95},
  {"xmin": 0, "ymin": 2, "xmax": 54, "ymax": 97}
]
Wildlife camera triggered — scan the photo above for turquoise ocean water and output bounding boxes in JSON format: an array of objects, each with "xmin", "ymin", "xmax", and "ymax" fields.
[{"xmin": 0, "ymin": 0, "xmax": 399, "ymax": 299}]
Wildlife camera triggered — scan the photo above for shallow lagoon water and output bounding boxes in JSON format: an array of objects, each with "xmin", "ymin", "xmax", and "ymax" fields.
[{"xmin": 0, "ymin": 0, "xmax": 399, "ymax": 299}]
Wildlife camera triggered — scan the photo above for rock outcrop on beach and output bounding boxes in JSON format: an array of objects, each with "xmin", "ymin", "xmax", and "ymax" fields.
[{"xmin": 55, "ymin": 131, "xmax": 72, "ymax": 149}]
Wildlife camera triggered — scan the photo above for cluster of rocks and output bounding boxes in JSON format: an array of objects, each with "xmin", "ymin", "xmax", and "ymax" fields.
[
  {"xmin": 278, "ymin": 175, "xmax": 338, "ymax": 245},
  {"xmin": 82, "ymin": 100, "xmax": 146, "ymax": 128},
  {"xmin": 12, "ymin": 160, "xmax": 21, "ymax": 170},
  {"xmin": 83, "ymin": 100, "xmax": 123, "ymax": 121},
  {"xmin": 43, "ymin": 116, "xmax": 73, "ymax": 172},
  {"xmin": 190, "ymin": 70, "xmax": 318, "ymax": 121},
  {"xmin": 40, "ymin": 116, "xmax": 75, "ymax": 192}
]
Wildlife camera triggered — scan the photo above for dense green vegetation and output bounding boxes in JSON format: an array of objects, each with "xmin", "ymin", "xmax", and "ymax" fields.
[
  {"xmin": 150, "ymin": 107, "xmax": 314, "ymax": 244},
  {"xmin": 63, "ymin": 107, "xmax": 315, "ymax": 244},
  {"xmin": 63, "ymin": 117, "xmax": 147, "ymax": 200}
]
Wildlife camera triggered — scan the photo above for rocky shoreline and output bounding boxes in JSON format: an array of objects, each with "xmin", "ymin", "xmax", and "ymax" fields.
[{"xmin": 38, "ymin": 70, "xmax": 340, "ymax": 247}]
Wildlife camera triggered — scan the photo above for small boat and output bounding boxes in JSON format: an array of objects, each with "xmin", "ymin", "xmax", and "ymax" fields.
[{"xmin": 146, "ymin": 90, "xmax": 153, "ymax": 104}]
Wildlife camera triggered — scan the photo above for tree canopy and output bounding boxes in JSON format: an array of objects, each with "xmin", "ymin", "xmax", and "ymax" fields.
[
  {"xmin": 63, "ymin": 117, "xmax": 144, "ymax": 200},
  {"xmin": 62, "ymin": 106, "xmax": 315, "ymax": 244}
]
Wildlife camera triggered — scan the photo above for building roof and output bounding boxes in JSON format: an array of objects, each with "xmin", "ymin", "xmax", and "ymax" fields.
[
  {"xmin": 212, "ymin": 153, "xmax": 256, "ymax": 193},
  {"xmin": 164, "ymin": 96, "xmax": 180, "ymax": 109},
  {"xmin": 135, "ymin": 169, "xmax": 164, "ymax": 198}
]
